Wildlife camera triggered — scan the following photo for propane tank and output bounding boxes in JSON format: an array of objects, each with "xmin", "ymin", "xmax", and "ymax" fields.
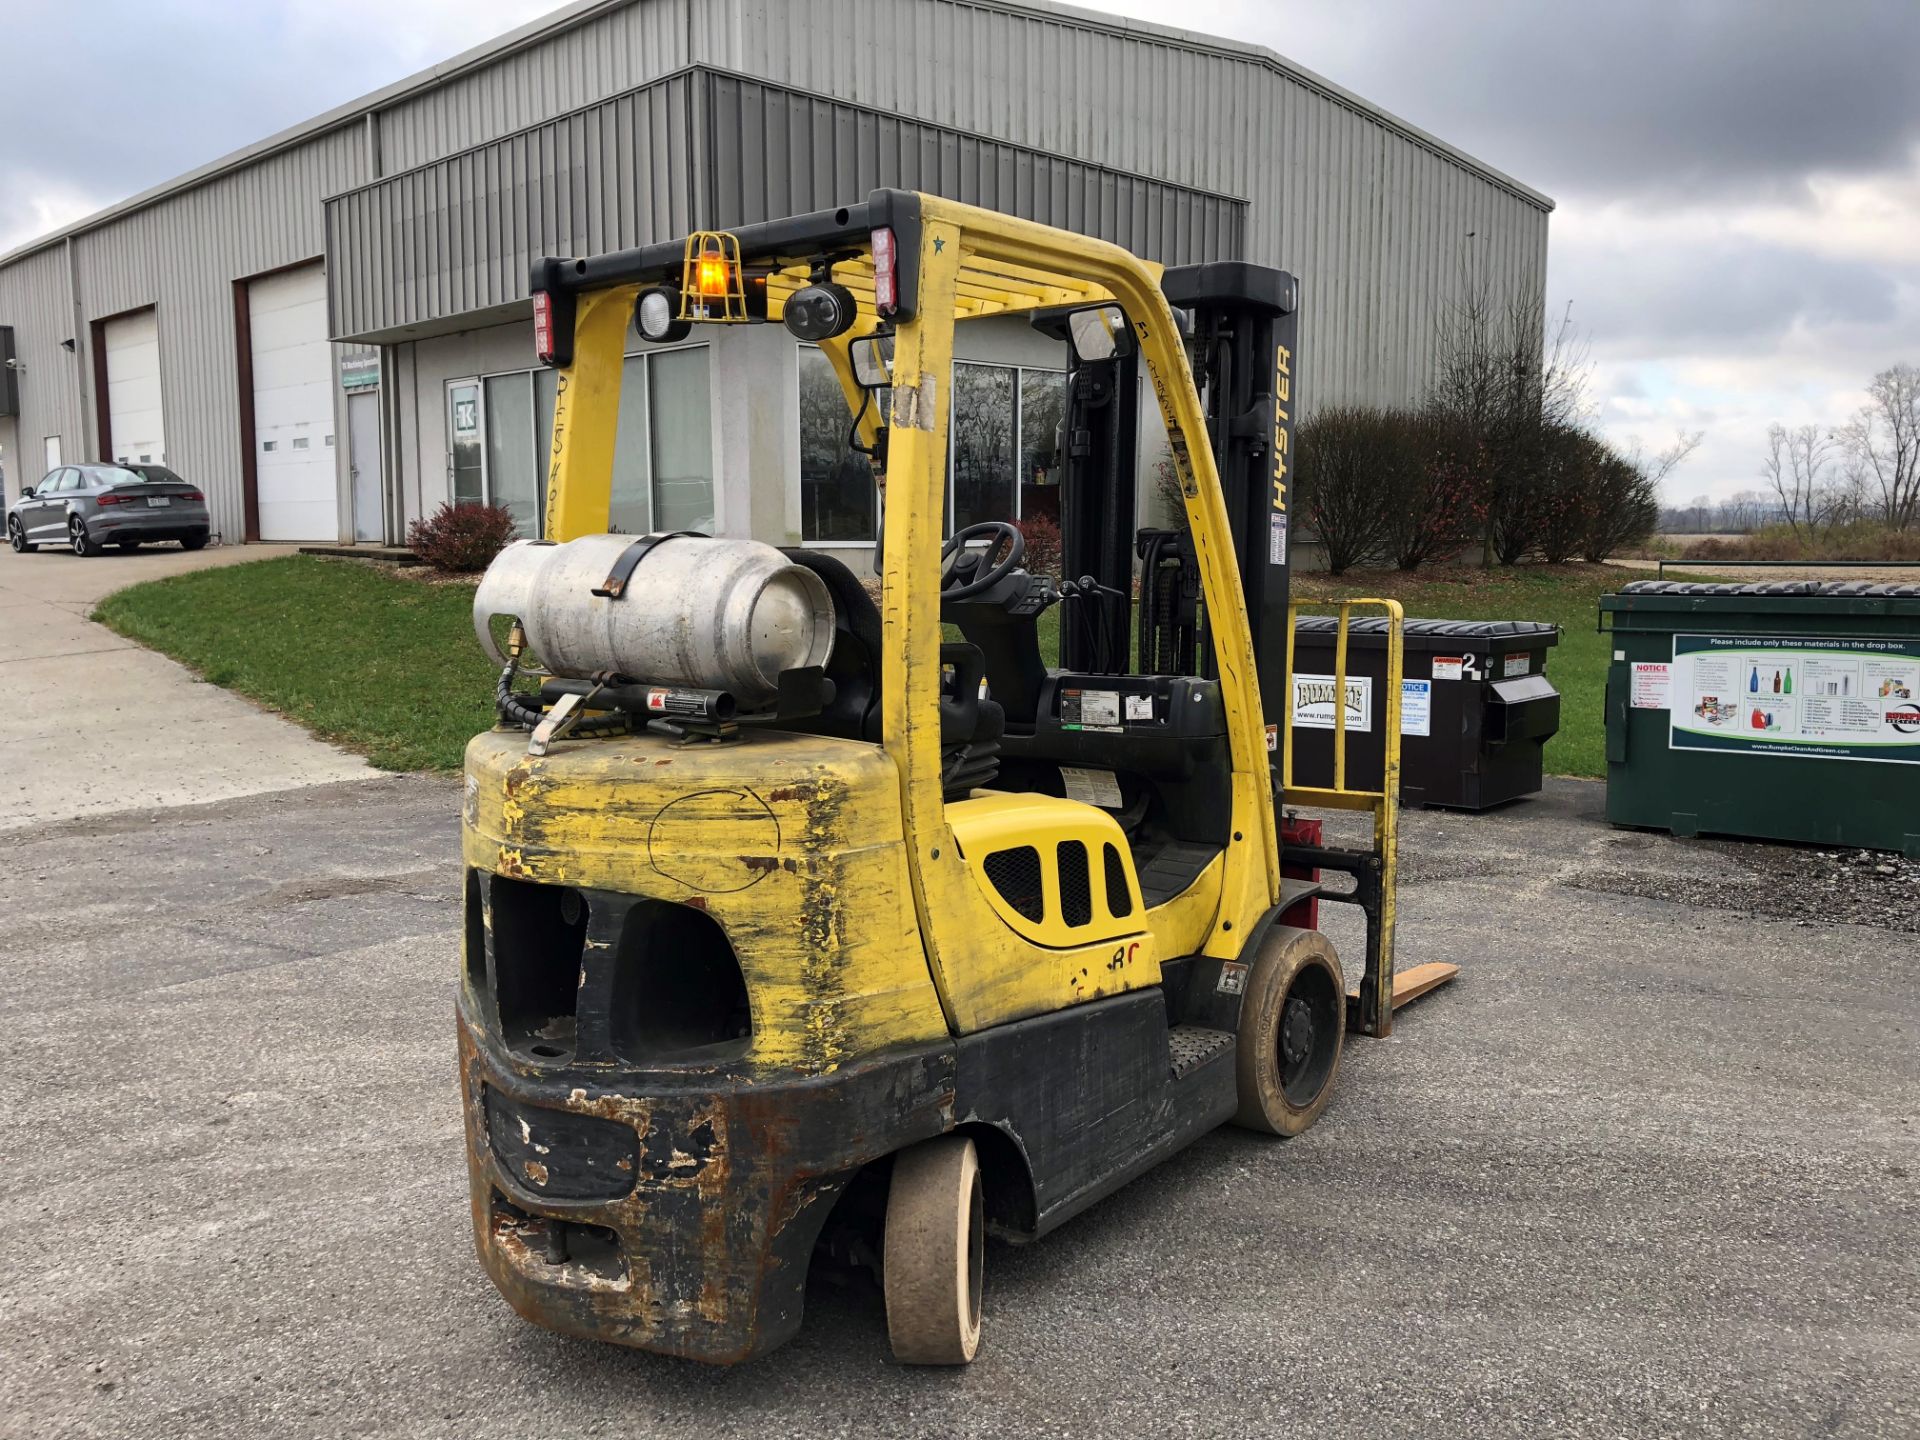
[{"xmin": 473, "ymin": 534, "xmax": 835, "ymax": 708}]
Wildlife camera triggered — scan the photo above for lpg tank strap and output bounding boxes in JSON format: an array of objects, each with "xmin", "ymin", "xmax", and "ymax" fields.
[{"xmin": 591, "ymin": 530, "xmax": 708, "ymax": 599}]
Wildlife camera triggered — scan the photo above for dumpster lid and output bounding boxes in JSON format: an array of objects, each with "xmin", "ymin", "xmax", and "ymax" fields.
[
  {"xmin": 1614, "ymin": 579, "xmax": 1920, "ymax": 598},
  {"xmin": 1294, "ymin": 616, "xmax": 1559, "ymax": 640}
]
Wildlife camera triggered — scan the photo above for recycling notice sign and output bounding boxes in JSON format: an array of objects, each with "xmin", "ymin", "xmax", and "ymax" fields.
[{"xmin": 1668, "ymin": 632, "xmax": 1920, "ymax": 764}]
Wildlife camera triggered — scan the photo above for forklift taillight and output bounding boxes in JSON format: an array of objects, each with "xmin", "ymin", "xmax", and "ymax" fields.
[
  {"xmin": 532, "ymin": 291, "xmax": 557, "ymax": 365},
  {"xmin": 872, "ymin": 227, "xmax": 897, "ymax": 313}
]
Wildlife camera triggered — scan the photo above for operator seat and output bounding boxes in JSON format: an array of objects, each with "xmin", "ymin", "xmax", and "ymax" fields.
[{"xmin": 779, "ymin": 549, "xmax": 1004, "ymax": 796}]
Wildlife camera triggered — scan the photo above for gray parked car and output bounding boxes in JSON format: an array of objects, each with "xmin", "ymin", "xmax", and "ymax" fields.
[{"xmin": 7, "ymin": 463, "xmax": 211, "ymax": 556}]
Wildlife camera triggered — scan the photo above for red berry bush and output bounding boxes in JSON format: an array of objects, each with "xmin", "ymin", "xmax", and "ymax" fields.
[{"xmin": 407, "ymin": 501, "xmax": 520, "ymax": 573}]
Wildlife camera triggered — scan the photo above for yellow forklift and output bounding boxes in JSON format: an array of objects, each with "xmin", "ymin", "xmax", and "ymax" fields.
[{"xmin": 457, "ymin": 190, "xmax": 1452, "ymax": 1365}]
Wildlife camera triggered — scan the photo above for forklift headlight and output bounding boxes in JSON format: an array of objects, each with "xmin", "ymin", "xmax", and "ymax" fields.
[
  {"xmin": 783, "ymin": 282, "xmax": 859, "ymax": 343},
  {"xmin": 636, "ymin": 286, "xmax": 692, "ymax": 344}
]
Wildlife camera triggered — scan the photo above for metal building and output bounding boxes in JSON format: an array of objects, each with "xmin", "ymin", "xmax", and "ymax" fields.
[{"xmin": 0, "ymin": 0, "xmax": 1551, "ymax": 565}]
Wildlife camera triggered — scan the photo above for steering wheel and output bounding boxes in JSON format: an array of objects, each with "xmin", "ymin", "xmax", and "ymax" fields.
[{"xmin": 940, "ymin": 521, "xmax": 1026, "ymax": 600}]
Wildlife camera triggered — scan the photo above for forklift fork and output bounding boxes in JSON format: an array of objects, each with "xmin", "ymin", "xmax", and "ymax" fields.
[{"xmin": 1279, "ymin": 598, "xmax": 1455, "ymax": 1037}]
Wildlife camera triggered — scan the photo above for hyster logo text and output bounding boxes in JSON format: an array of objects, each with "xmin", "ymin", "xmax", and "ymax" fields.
[{"xmin": 1271, "ymin": 342, "xmax": 1292, "ymax": 512}]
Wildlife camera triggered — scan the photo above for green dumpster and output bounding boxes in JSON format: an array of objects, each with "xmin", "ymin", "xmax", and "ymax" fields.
[{"xmin": 1598, "ymin": 580, "xmax": 1920, "ymax": 857}]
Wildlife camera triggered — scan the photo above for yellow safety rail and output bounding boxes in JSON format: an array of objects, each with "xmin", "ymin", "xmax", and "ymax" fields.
[{"xmin": 1281, "ymin": 598, "xmax": 1405, "ymax": 1038}]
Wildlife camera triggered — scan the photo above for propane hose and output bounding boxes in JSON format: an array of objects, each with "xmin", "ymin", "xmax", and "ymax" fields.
[{"xmin": 495, "ymin": 654, "xmax": 629, "ymax": 736}]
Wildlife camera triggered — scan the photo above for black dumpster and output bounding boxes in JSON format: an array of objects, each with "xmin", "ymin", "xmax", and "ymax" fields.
[{"xmin": 1289, "ymin": 618, "xmax": 1561, "ymax": 809}]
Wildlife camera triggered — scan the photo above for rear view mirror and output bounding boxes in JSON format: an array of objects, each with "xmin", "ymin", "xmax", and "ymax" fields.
[
  {"xmin": 849, "ymin": 333, "xmax": 894, "ymax": 388},
  {"xmin": 1067, "ymin": 305, "xmax": 1130, "ymax": 363}
]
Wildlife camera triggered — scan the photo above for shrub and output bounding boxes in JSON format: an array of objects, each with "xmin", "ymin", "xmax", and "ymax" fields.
[
  {"xmin": 1294, "ymin": 406, "xmax": 1407, "ymax": 573},
  {"xmin": 1014, "ymin": 512, "xmax": 1063, "ymax": 578},
  {"xmin": 1384, "ymin": 414, "xmax": 1485, "ymax": 569},
  {"xmin": 407, "ymin": 501, "xmax": 520, "ymax": 573},
  {"xmin": 1580, "ymin": 451, "xmax": 1660, "ymax": 561}
]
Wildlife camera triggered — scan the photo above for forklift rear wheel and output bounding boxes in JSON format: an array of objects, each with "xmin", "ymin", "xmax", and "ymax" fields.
[
  {"xmin": 1232, "ymin": 925, "xmax": 1345, "ymax": 1136},
  {"xmin": 883, "ymin": 1135, "xmax": 984, "ymax": 1365}
]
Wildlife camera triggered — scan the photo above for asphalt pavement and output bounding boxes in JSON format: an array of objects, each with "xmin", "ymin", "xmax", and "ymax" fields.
[{"xmin": 1, "ymin": 775, "xmax": 1914, "ymax": 1438}]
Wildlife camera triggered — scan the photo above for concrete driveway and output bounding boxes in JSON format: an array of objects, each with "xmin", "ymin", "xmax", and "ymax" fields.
[
  {"xmin": 0, "ymin": 541, "xmax": 370, "ymax": 831},
  {"xmin": 1, "ymin": 776, "xmax": 1913, "ymax": 1438}
]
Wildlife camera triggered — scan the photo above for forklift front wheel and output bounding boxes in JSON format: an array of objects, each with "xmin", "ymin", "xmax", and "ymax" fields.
[
  {"xmin": 1232, "ymin": 926, "xmax": 1345, "ymax": 1136},
  {"xmin": 883, "ymin": 1135, "xmax": 985, "ymax": 1365}
]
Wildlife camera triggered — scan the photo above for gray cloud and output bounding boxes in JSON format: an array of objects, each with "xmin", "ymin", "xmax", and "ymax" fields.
[
  {"xmin": 1551, "ymin": 235, "xmax": 1900, "ymax": 353},
  {"xmin": 1127, "ymin": 0, "xmax": 1920, "ymax": 206}
]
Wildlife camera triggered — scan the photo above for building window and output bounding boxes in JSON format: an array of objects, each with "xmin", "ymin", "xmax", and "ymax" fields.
[
  {"xmin": 794, "ymin": 348, "xmax": 1064, "ymax": 545},
  {"xmin": 458, "ymin": 345, "xmax": 712, "ymax": 539},
  {"xmin": 798, "ymin": 345, "xmax": 877, "ymax": 543}
]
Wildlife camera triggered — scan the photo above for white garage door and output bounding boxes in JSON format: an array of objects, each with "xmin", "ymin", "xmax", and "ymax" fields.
[
  {"xmin": 104, "ymin": 309, "xmax": 166, "ymax": 465},
  {"xmin": 250, "ymin": 265, "xmax": 336, "ymax": 541}
]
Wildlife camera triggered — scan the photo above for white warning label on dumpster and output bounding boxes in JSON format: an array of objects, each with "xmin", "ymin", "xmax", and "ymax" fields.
[
  {"xmin": 1667, "ymin": 632, "xmax": 1920, "ymax": 764},
  {"xmin": 1431, "ymin": 657, "xmax": 1465, "ymax": 681},
  {"xmin": 1292, "ymin": 674, "xmax": 1431, "ymax": 736},
  {"xmin": 1400, "ymin": 679, "xmax": 1432, "ymax": 737},
  {"xmin": 1292, "ymin": 673, "xmax": 1373, "ymax": 732},
  {"xmin": 1630, "ymin": 662, "xmax": 1671, "ymax": 710}
]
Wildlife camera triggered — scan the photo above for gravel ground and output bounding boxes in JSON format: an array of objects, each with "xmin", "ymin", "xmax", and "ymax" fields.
[
  {"xmin": 2, "ymin": 774, "xmax": 1914, "ymax": 1439},
  {"xmin": 1573, "ymin": 834, "xmax": 1920, "ymax": 930}
]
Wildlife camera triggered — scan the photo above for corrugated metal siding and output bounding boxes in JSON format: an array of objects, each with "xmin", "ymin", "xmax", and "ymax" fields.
[
  {"xmin": 373, "ymin": 0, "xmax": 698, "ymax": 174},
  {"xmin": 704, "ymin": 73, "xmax": 1241, "ymax": 261},
  {"xmin": 328, "ymin": 68, "xmax": 1245, "ymax": 340},
  {"xmin": 329, "ymin": 72, "xmax": 703, "ymax": 339},
  {"xmin": 2, "ymin": 127, "xmax": 371, "ymax": 539},
  {"xmin": 0, "ymin": 245, "xmax": 86, "ymax": 475},
  {"xmin": 709, "ymin": 0, "xmax": 1549, "ymax": 410}
]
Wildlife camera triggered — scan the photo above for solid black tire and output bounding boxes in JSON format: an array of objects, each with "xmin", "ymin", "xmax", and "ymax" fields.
[
  {"xmin": 1231, "ymin": 925, "xmax": 1346, "ymax": 1136},
  {"xmin": 116, "ymin": 540, "xmax": 141, "ymax": 551},
  {"xmin": 883, "ymin": 1135, "xmax": 985, "ymax": 1364},
  {"xmin": 180, "ymin": 533, "xmax": 208, "ymax": 551}
]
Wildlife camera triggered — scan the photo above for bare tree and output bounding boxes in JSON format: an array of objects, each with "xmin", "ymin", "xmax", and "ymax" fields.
[
  {"xmin": 1835, "ymin": 363, "xmax": 1920, "ymax": 530},
  {"xmin": 1428, "ymin": 271, "xmax": 1592, "ymax": 563},
  {"xmin": 1760, "ymin": 423, "xmax": 1841, "ymax": 537}
]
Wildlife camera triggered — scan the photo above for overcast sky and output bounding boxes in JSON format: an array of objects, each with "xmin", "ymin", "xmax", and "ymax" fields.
[{"xmin": 4, "ymin": 0, "xmax": 1915, "ymax": 505}]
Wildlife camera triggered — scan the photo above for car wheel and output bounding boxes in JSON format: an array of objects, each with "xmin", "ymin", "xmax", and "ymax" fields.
[
  {"xmin": 68, "ymin": 515, "xmax": 95, "ymax": 557},
  {"xmin": 115, "ymin": 539, "xmax": 142, "ymax": 551},
  {"xmin": 180, "ymin": 532, "xmax": 208, "ymax": 552},
  {"xmin": 6, "ymin": 517, "xmax": 33, "ymax": 553}
]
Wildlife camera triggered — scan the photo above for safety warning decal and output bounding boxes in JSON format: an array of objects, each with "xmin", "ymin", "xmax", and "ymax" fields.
[{"xmin": 1216, "ymin": 961, "xmax": 1249, "ymax": 996}]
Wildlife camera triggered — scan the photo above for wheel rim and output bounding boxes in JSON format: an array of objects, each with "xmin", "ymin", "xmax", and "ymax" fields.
[
  {"xmin": 69, "ymin": 518, "xmax": 87, "ymax": 554},
  {"xmin": 7, "ymin": 519, "xmax": 21, "ymax": 551},
  {"xmin": 1277, "ymin": 960, "xmax": 1341, "ymax": 1106}
]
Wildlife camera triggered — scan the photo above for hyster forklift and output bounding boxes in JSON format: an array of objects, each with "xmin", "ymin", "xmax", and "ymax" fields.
[{"xmin": 458, "ymin": 190, "xmax": 1454, "ymax": 1365}]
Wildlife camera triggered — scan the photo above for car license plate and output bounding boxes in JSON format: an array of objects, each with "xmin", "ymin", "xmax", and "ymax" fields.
[{"xmin": 146, "ymin": 496, "xmax": 171, "ymax": 507}]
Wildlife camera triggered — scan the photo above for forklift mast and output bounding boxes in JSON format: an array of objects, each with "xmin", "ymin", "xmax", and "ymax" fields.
[{"xmin": 1160, "ymin": 262, "xmax": 1300, "ymax": 743}]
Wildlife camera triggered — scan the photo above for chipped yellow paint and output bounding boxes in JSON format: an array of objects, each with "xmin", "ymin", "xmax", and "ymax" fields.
[{"xmin": 464, "ymin": 728, "xmax": 949, "ymax": 1073}]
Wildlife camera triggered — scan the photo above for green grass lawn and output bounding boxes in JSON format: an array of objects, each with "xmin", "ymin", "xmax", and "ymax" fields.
[
  {"xmin": 95, "ymin": 555, "xmax": 496, "ymax": 771},
  {"xmin": 1294, "ymin": 563, "xmax": 1700, "ymax": 779},
  {"xmin": 96, "ymin": 553, "xmax": 1688, "ymax": 778}
]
